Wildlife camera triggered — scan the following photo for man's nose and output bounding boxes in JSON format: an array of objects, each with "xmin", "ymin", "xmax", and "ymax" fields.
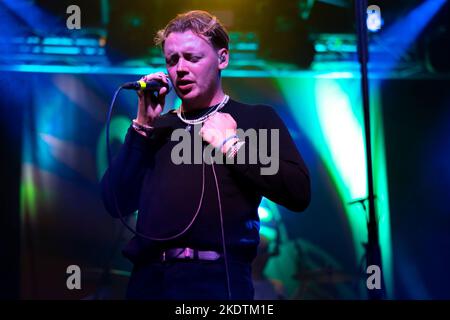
[{"xmin": 176, "ymin": 58, "xmax": 188, "ymax": 73}]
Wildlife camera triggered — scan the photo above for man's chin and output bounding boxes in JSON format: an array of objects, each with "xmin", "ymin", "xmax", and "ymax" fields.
[{"xmin": 178, "ymin": 90, "xmax": 198, "ymax": 102}]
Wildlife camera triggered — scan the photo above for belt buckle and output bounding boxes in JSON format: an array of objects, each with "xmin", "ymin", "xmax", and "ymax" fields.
[{"xmin": 183, "ymin": 247, "xmax": 194, "ymax": 259}]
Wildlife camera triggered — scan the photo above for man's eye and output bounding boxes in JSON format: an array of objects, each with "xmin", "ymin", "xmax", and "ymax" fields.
[{"xmin": 166, "ymin": 56, "xmax": 178, "ymax": 65}]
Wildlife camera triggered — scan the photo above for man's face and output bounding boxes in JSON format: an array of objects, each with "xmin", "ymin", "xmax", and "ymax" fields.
[{"xmin": 163, "ymin": 30, "xmax": 227, "ymax": 106}]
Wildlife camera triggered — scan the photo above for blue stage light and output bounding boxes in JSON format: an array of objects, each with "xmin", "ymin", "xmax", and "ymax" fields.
[{"xmin": 367, "ymin": 5, "xmax": 382, "ymax": 32}]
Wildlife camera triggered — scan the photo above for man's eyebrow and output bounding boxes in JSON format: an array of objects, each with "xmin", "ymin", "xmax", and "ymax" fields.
[
  {"xmin": 165, "ymin": 51, "xmax": 177, "ymax": 57},
  {"xmin": 183, "ymin": 52, "xmax": 202, "ymax": 57},
  {"xmin": 165, "ymin": 51, "xmax": 202, "ymax": 58}
]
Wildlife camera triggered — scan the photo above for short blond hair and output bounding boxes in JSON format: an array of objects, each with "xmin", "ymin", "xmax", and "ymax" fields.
[{"xmin": 154, "ymin": 10, "xmax": 229, "ymax": 50}]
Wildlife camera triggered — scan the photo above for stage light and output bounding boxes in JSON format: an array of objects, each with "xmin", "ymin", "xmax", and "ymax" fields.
[
  {"xmin": 422, "ymin": 1, "xmax": 450, "ymax": 73},
  {"xmin": 367, "ymin": 5, "xmax": 382, "ymax": 32},
  {"xmin": 258, "ymin": 206, "xmax": 271, "ymax": 222},
  {"xmin": 375, "ymin": 0, "xmax": 446, "ymax": 73}
]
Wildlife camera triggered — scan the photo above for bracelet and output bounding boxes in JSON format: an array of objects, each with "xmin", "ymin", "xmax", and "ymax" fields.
[
  {"xmin": 132, "ymin": 119, "xmax": 154, "ymax": 133},
  {"xmin": 220, "ymin": 134, "xmax": 239, "ymax": 150},
  {"xmin": 226, "ymin": 140, "xmax": 245, "ymax": 159}
]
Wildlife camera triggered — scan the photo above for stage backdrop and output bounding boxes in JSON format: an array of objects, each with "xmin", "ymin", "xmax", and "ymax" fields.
[{"xmin": 3, "ymin": 69, "xmax": 448, "ymax": 299}]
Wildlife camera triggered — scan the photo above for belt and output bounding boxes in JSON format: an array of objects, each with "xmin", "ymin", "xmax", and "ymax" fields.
[{"xmin": 161, "ymin": 247, "xmax": 222, "ymax": 262}]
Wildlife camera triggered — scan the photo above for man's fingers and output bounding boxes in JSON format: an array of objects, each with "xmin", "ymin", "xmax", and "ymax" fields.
[
  {"xmin": 141, "ymin": 72, "xmax": 169, "ymax": 86},
  {"xmin": 199, "ymin": 126, "xmax": 226, "ymax": 147}
]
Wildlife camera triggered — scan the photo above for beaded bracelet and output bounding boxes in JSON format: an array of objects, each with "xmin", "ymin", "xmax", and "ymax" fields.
[
  {"xmin": 226, "ymin": 140, "xmax": 245, "ymax": 159},
  {"xmin": 220, "ymin": 134, "xmax": 239, "ymax": 150},
  {"xmin": 132, "ymin": 119, "xmax": 154, "ymax": 134}
]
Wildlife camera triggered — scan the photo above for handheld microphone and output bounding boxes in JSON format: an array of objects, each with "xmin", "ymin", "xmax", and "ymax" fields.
[{"xmin": 121, "ymin": 78, "xmax": 173, "ymax": 92}]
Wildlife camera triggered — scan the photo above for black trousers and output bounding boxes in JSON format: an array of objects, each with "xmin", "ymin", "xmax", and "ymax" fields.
[{"xmin": 126, "ymin": 259, "xmax": 254, "ymax": 300}]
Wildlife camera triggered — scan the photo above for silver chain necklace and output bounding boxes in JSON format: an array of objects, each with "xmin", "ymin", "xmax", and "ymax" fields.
[{"xmin": 177, "ymin": 95, "xmax": 229, "ymax": 131}]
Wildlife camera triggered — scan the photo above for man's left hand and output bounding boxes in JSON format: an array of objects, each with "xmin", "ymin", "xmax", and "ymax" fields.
[{"xmin": 199, "ymin": 112, "xmax": 238, "ymax": 153}]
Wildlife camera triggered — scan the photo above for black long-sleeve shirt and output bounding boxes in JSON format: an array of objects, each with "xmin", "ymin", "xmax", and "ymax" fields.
[{"xmin": 100, "ymin": 98, "xmax": 310, "ymax": 263}]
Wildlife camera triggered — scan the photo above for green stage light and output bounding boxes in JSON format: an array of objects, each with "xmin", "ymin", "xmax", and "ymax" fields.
[
  {"xmin": 276, "ymin": 75, "xmax": 393, "ymax": 298},
  {"xmin": 20, "ymin": 165, "xmax": 38, "ymax": 220},
  {"xmin": 258, "ymin": 206, "xmax": 272, "ymax": 222},
  {"xmin": 97, "ymin": 115, "xmax": 131, "ymax": 180}
]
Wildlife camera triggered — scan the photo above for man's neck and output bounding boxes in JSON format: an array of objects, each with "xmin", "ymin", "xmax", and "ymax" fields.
[{"xmin": 181, "ymin": 90, "xmax": 226, "ymax": 112}]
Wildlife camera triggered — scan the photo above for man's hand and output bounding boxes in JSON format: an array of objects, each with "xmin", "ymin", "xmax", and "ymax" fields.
[
  {"xmin": 136, "ymin": 72, "xmax": 170, "ymax": 126},
  {"xmin": 199, "ymin": 112, "xmax": 239, "ymax": 154}
]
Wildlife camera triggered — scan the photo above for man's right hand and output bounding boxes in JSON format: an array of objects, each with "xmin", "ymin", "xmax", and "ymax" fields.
[{"xmin": 136, "ymin": 72, "xmax": 170, "ymax": 126}]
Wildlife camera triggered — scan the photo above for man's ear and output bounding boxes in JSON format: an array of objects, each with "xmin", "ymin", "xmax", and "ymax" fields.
[{"xmin": 217, "ymin": 48, "xmax": 229, "ymax": 70}]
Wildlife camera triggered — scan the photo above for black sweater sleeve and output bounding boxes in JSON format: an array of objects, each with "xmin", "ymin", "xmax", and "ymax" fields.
[
  {"xmin": 227, "ymin": 106, "xmax": 311, "ymax": 212},
  {"xmin": 100, "ymin": 127, "xmax": 150, "ymax": 218}
]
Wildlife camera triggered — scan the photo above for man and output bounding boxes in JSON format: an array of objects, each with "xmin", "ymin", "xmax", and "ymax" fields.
[{"xmin": 101, "ymin": 10, "xmax": 310, "ymax": 300}]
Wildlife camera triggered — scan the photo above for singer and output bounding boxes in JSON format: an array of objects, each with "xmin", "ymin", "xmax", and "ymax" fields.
[{"xmin": 101, "ymin": 10, "xmax": 310, "ymax": 300}]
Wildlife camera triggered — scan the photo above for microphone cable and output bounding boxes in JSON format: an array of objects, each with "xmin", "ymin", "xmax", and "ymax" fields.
[
  {"xmin": 106, "ymin": 86, "xmax": 232, "ymax": 300},
  {"xmin": 210, "ymin": 155, "xmax": 232, "ymax": 300},
  {"xmin": 106, "ymin": 86, "xmax": 206, "ymax": 241}
]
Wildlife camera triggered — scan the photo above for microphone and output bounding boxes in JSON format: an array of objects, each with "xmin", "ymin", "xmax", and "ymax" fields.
[{"xmin": 121, "ymin": 78, "xmax": 172, "ymax": 92}]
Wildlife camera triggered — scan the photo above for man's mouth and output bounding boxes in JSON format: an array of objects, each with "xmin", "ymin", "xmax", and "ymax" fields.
[{"xmin": 177, "ymin": 80, "xmax": 194, "ymax": 91}]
